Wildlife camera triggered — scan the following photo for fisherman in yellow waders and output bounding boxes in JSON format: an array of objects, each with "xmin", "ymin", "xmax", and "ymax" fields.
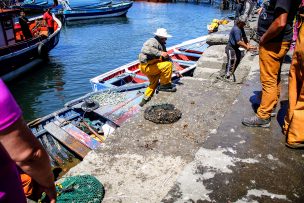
[{"xmin": 138, "ymin": 28, "xmax": 177, "ymax": 107}]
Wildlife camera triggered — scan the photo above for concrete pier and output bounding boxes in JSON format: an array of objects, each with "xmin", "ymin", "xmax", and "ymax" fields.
[{"xmin": 64, "ymin": 17, "xmax": 304, "ymax": 202}]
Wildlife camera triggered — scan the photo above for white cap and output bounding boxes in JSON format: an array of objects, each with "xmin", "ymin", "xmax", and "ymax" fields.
[{"xmin": 154, "ymin": 28, "xmax": 172, "ymax": 38}]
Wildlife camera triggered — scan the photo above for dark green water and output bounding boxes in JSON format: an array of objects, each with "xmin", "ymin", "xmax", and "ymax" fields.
[{"xmin": 7, "ymin": 1, "xmax": 231, "ymax": 121}]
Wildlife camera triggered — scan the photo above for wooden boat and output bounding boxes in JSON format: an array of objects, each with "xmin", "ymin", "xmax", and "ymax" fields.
[
  {"xmin": 28, "ymin": 106, "xmax": 118, "ymax": 166},
  {"xmin": 28, "ymin": 87, "xmax": 145, "ymax": 168},
  {"xmin": 0, "ymin": 9, "xmax": 62, "ymax": 82},
  {"xmin": 56, "ymin": 0, "xmax": 133, "ymax": 21},
  {"xmin": 90, "ymin": 36, "xmax": 208, "ymax": 92}
]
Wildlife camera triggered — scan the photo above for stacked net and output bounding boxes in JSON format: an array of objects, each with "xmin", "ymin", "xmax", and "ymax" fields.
[{"xmin": 39, "ymin": 175, "xmax": 104, "ymax": 203}]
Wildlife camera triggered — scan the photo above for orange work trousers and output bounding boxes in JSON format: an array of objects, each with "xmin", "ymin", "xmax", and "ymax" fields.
[
  {"xmin": 21, "ymin": 173, "xmax": 34, "ymax": 197},
  {"xmin": 139, "ymin": 59, "xmax": 173, "ymax": 99},
  {"xmin": 283, "ymin": 24, "xmax": 304, "ymax": 145},
  {"xmin": 257, "ymin": 41, "xmax": 290, "ymax": 119}
]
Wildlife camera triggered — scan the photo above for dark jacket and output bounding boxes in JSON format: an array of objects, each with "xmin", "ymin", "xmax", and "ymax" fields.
[{"xmin": 139, "ymin": 36, "xmax": 166, "ymax": 64}]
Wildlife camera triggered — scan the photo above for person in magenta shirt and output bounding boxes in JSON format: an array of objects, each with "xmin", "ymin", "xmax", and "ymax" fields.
[
  {"xmin": 0, "ymin": 80, "xmax": 25, "ymax": 202},
  {"xmin": 0, "ymin": 79, "xmax": 56, "ymax": 203},
  {"xmin": 43, "ymin": 8, "xmax": 55, "ymax": 35}
]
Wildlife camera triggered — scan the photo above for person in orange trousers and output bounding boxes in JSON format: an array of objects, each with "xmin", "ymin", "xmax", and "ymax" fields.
[
  {"xmin": 21, "ymin": 173, "xmax": 48, "ymax": 201},
  {"xmin": 242, "ymin": 0, "xmax": 301, "ymax": 127},
  {"xmin": 21, "ymin": 173, "xmax": 34, "ymax": 197},
  {"xmin": 283, "ymin": 13, "xmax": 304, "ymax": 149}
]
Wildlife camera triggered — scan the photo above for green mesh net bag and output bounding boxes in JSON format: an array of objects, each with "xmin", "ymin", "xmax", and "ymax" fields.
[
  {"xmin": 40, "ymin": 175, "xmax": 105, "ymax": 203},
  {"xmin": 56, "ymin": 175, "xmax": 104, "ymax": 203}
]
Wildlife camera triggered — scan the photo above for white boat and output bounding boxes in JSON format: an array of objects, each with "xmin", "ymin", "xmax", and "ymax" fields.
[{"xmin": 90, "ymin": 36, "xmax": 209, "ymax": 92}]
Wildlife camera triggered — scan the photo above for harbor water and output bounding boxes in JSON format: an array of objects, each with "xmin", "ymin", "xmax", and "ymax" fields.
[{"xmin": 7, "ymin": 1, "xmax": 231, "ymax": 121}]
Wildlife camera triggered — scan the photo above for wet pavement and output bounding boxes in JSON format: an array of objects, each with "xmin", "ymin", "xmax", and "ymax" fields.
[
  {"xmin": 64, "ymin": 17, "xmax": 304, "ymax": 202},
  {"xmin": 163, "ymin": 53, "xmax": 304, "ymax": 203}
]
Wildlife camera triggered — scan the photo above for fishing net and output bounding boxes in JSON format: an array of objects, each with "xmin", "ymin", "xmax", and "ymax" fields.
[
  {"xmin": 144, "ymin": 104, "xmax": 182, "ymax": 124},
  {"xmin": 56, "ymin": 175, "xmax": 104, "ymax": 203},
  {"xmin": 40, "ymin": 175, "xmax": 104, "ymax": 203}
]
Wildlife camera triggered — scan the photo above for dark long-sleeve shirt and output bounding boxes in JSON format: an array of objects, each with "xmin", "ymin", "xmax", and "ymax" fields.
[{"xmin": 228, "ymin": 25, "xmax": 248, "ymax": 50}]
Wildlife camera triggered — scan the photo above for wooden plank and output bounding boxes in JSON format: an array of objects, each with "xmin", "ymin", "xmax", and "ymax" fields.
[
  {"xmin": 62, "ymin": 123, "xmax": 101, "ymax": 150},
  {"xmin": 44, "ymin": 122, "xmax": 91, "ymax": 158},
  {"xmin": 173, "ymin": 50, "xmax": 202, "ymax": 58}
]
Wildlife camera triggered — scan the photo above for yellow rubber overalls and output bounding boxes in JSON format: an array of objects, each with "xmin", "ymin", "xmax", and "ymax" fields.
[{"xmin": 139, "ymin": 58, "xmax": 173, "ymax": 99}]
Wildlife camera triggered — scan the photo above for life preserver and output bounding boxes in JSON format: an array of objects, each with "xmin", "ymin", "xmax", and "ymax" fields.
[{"xmin": 38, "ymin": 42, "xmax": 48, "ymax": 58}]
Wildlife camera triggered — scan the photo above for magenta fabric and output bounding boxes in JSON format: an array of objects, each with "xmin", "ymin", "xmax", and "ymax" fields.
[
  {"xmin": 293, "ymin": 1, "xmax": 304, "ymax": 42},
  {"xmin": 0, "ymin": 79, "xmax": 26, "ymax": 203}
]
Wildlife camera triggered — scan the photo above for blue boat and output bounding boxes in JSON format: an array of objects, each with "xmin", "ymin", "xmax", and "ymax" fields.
[
  {"xmin": 56, "ymin": 0, "xmax": 133, "ymax": 21},
  {"xmin": 28, "ymin": 104, "xmax": 118, "ymax": 166},
  {"xmin": 28, "ymin": 86, "xmax": 145, "ymax": 168}
]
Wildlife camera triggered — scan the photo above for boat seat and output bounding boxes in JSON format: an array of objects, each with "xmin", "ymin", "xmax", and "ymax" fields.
[
  {"xmin": 104, "ymin": 73, "xmax": 132, "ymax": 85},
  {"xmin": 171, "ymin": 59, "xmax": 196, "ymax": 66},
  {"xmin": 105, "ymin": 73, "xmax": 148, "ymax": 86},
  {"xmin": 133, "ymin": 74, "xmax": 148, "ymax": 81},
  {"xmin": 173, "ymin": 50, "xmax": 202, "ymax": 58}
]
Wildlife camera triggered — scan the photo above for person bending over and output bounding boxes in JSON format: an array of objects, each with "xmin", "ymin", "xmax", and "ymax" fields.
[{"xmin": 219, "ymin": 16, "xmax": 255, "ymax": 81}]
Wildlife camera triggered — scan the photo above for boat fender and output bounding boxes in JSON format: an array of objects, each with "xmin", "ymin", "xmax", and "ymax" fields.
[{"xmin": 38, "ymin": 42, "xmax": 48, "ymax": 58}]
